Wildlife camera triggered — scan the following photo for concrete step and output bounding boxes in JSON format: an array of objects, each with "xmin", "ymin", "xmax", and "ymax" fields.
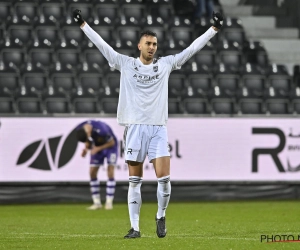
[
  {"xmin": 222, "ymin": 6, "xmax": 253, "ymax": 17},
  {"xmin": 246, "ymin": 27, "xmax": 299, "ymax": 39},
  {"xmin": 219, "ymin": 0, "xmax": 241, "ymax": 5},
  {"xmin": 239, "ymin": 16, "xmax": 276, "ymax": 29},
  {"xmin": 260, "ymin": 39, "xmax": 300, "ymax": 72}
]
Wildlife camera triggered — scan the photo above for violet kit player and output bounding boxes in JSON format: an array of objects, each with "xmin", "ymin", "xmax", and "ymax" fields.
[
  {"xmin": 76, "ymin": 120, "xmax": 118, "ymax": 210},
  {"xmin": 73, "ymin": 9, "xmax": 223, "ymax": 238}
]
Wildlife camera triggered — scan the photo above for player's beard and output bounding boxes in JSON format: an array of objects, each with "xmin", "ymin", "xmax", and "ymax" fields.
[{"xmin": 142, "ymin": 51, "xmax": 154, "ymax": 62}]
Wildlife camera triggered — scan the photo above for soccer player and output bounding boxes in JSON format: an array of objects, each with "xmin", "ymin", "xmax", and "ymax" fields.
[
  {"xmin": 73, "ymin": 9, "xmax": 223, "ymax": 238},
  {"xmin": 76, "ymin": 120, "xmax": 118, "ymax": 210}
]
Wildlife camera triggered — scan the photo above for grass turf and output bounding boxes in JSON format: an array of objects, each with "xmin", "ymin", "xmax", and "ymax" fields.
[{"xmin": 0, "ymin": 201, "xmax": 299, "ymax": 250}]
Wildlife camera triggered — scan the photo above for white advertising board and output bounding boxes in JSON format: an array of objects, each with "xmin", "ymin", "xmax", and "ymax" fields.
[{"xmin": 1, "ymin": 117, "xmax": 300, "ymax": 182}]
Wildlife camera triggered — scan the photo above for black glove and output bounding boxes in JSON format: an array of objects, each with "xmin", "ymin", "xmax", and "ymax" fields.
[
  {"xmin": 73, "ymin": 9, "xmax": 85, "ymax": 26},
  {"xmin": 212, "ymin": 11, "xmax": 223, "ymax": 29}
]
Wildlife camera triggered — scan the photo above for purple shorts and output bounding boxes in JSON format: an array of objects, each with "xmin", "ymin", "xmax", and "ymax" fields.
[{"xmin": 90, "ymin": 145, "xmax": 118, "ymax": 167}]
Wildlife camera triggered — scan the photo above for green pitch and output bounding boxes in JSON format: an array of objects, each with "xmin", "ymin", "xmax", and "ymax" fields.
[{"xmin": 0, "ymin": 201, "xmax": 299, "ymax": 250}]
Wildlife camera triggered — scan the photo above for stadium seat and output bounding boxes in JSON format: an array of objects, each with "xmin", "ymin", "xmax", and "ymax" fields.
[
  {"xmin": 170, "ymin": 29, "xmax": 193, "ymax": 49},
  {"xmin": 49, "ymin": 64, "xmax": 76, "ymax": 93},
  {"xmin": 217, "ymin": 41, "xmax": 242, "ymax": 72},
  {"xmin": 45, "ymin": 98, "xmax": 70, "ymax": 114},
  {"xmin": 0, "ymin": 0, "xmax": 12, "ymax": 22},
  {"xmin": 222, "ymin": 18, "xmax": 246, "ymax": 44},
  {"xmin": 78, "ymin": 63, "xmax": 104, "ymax": 93},
  {"xmin": 238, "ymin": 98, "xmax": 264, "ymax": 115},
  {"xmin": 106, "ymin": 71, "xmax": 121, "ymax": 97},
  {"xmin": 83, "ymin": 42, "xmax": 108, "ymax": 72},
  {"xmin": 265, "ymin": 98, "xmax": 290, "ymax": 115},
  {"xmin": 242, "ymin": 74, "xmax": 266, "ymax": 93},
  {"xmin": 193, "ymin": 50, "xmax": 216, "ymax": 69},
  {"xmin": 243, "ymin": 41, "xmax": 269, "ymax": 68},
  {"xmin": 43, "ymin": 87, "xmax": 70, "ymax": 114},
  {"xmin": 168, "ymin": 99, "xmax": 182, "ymax": 114},
  {"xmin": 188, "ymin": 74, "xmax": 213, "ymax": 97},
  {"xmin": 117, "ymin": 27, "xmax": 140, "ymax": 44},
  {"xmin": 291, "ymin": 88, "xmax": 300, "ymax": 114},
  {"xmin": 7, "ymin": 20, "xmax": 32, "ymax": 46},
  {"xmin": 56, "ymin": 42, "xmax": 81, "ymax": 67},
  {"xmin": 22, "ymin": 64, "xmax": 47, "ymax": 91},
  {"xmin": 101, "ymin": 98, "xmax": 118, "ymax": 114},
  {"xmin": 14, "ymin": 0, "xmax": 37, "ymax": 20},
  {"xmin": 72, "ymin": 88, "xmax": 99, "ymax": 114},
  {"xmin": 0, "ymin": 63, "xmax": 20, "ymax": 92},
  {"xmin": 211, "ymin": 98, "xmax": 235, "ymax": 115},
  {"xmin": 61, "ymin": 24, "xmax": 86, "ymax": 44},
  {"xmin": 34, "ymin": 20, "xmax": 59, "ymax": 44},
  {"xmin": 215, "ymin": 74, "xmax": 240, "ymax": 98},
  {"xmin": 183, "ymin": 98, "xmax": 209, "ymax": 114},
  {"xmin": 92, "ymin": 25, "xmax": 115, "ymax": 47},
  {"xmin": 94, "ymin": 1, "xmax": 119, "ymax": 25},
  {"xmin": 0, "ymin": 88, "xmax": 14, "ymax": 113},
  {"xmin": 120, "ymin": 3, "xmax": 145, "ymax": 21},
  {"xmin": 149, "ymin": 5, "xmax": 173, "ymax": 22},
  {"xmin": 1, "ymin": 43, "xmax": 25, "ymax": 67},
  {"xmin": 40, "ymin": 0, "xmax": 64, "ymax": 21},
  {"xmin": 268, "ymin": 77, "xmax": 291, "ymax": 92},
  {"xmin": 169, "ymin": 73, "xmax": 186, "ymax": 94},
  {"xmin": 16, "ymin": 87, "xmax": 42, "ymax": 114},
  {"xmin": 28, "ymin": 40, "xmax": 54, "ymax": 67}
]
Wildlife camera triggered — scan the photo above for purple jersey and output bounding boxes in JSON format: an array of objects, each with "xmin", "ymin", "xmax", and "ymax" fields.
[{"xmin": 77, "ymin": 120, "xmax": 117, "ymax": 146}]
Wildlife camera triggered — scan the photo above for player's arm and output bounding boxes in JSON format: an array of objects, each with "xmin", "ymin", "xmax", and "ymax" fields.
[
  {"xmin": 73, "ymin": 9, "xmax": 127, "ymax": 68},
  {"xmin": 171, "ymin": 11, "xmax": 223, "ymax": 68},
  {"xmin": 90, "ymin": 137, "xmax": 115, "ymax": 155}
]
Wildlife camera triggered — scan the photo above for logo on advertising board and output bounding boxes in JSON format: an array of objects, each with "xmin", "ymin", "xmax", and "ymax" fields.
[
  {"xmin": 16, "ymin": 123, "xmax": 183, "ymax": 172},
  {"xmin": 252, "ymin": 127, "xmax": 300, "ymax": 173},
  {"xmin": 16, "ymin": 128, "xmax": 78, "ymax": 171}
]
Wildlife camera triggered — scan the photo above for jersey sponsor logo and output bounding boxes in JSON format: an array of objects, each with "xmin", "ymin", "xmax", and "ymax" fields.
[{"xmin": 133, "ymin": 74, "xmax": 160, "ymax": 83}]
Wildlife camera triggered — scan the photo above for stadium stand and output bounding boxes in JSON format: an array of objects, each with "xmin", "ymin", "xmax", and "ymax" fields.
[{"xmin": 0, "ymin": 0, "xmax": 299, "ymax": 116}]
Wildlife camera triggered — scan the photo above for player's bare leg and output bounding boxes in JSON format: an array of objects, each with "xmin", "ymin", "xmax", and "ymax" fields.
[
  {"xmin": 152, "ymin": 156, "xmax": 171, "ymax": 238},
  {"xmin": 105, "ymin": 165, "xmax": 115, "ymax": 210},
  {"xmin": 87, "ymin": 166, "xmax": 102, "ymax": 210},
  {"xmin": 124, "ymin": 161, "xmax": 143, "ymax": 239}
]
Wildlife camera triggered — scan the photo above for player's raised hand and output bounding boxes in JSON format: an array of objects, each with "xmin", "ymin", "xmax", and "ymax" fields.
[
  {"xmin": 73, "ymin": 9, "xmax": 85, "ymax": 26},
  {"xmin": 212, "ymin": 11, "xmax": 223, "ymax": 30}
]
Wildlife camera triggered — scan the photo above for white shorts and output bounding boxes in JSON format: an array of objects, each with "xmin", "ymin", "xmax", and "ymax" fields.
[{"xmin": 123, "ymin": 124, "xmax": 170, "ymax": 163}]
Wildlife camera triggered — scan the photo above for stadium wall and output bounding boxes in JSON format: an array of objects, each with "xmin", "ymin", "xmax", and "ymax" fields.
[{"xmin": 1, "ymin": 117, "xmax": 300, "ymax": 203}]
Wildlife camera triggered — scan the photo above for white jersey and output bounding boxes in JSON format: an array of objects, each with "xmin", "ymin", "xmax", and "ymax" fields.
[{"xmin": 81, "ymin": 24, "xmax": 217, "ymax": 126}]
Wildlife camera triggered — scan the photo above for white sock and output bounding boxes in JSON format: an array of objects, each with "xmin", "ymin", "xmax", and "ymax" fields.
[
  {"xmin": 128, "ymin": 176, "xmax": 142, "ymax": 231},
  {"xmin": 90, "ymin": 178, "xmax": 101, "ymax": 205},
  {"xmin": 106, "ymin": 178, "xmax": 116, "ymax": 202},
  {"xmin": 156, "ymin": 175, "xmax": 171, "ymax": 219}
]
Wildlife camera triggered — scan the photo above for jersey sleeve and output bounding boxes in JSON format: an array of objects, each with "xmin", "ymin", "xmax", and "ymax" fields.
[
  {"xmin": 164, "ymin": 27, "xmax": 217, "ymax": 71},
  {"xmin": 81, "ymin": 23, "xmax": 130, "ymax": 70}
]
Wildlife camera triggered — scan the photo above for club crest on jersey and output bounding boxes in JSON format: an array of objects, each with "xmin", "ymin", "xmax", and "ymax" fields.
[{"xmin": 153, "ymin": 66, "xmax": 158, "ymax": 72}]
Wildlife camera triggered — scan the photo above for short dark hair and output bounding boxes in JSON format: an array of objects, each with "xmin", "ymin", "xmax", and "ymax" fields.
[
  {"xmin": 139, "ymin": 30, "xmax": 157, "ymax": 41},
  {"xmin": 76, "ymin": 128, "xmax": 87, "ymax": 142}
]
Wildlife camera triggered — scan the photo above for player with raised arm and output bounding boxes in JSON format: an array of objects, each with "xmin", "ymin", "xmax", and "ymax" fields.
[
  {"xmin": 76, "ymin": 120, "xmax": 118, "ymax": 210},
  {"xmin": 73, "ymin": 9, "xmax": 223, "ymax": 238}
]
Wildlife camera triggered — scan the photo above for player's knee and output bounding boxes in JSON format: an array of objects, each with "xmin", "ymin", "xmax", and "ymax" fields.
[
  {"xmin": 157, "ymin": 175, "xmax": 170, "ymax": 184},
  {"xmin": 129, "ymin": 176, "xmax": 142, "ymax": 187}
]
